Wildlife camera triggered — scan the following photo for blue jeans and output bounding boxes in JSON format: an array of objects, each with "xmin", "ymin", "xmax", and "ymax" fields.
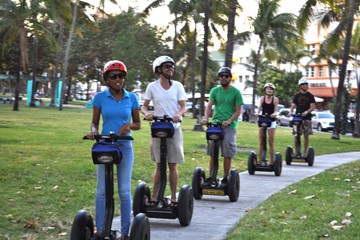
[{"xmin": 95, "ymin": 141, "xmax": 134, "ymax": 235}]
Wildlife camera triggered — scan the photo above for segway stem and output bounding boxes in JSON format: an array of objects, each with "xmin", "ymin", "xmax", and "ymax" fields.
[
  {"xmin": 211, "ymin": 140, "xmax": 220, "ymax": 180},
  {"xmin": 103, "ymin": 163, "xmax": 115, "ymax": 236},
  {"xmin": 262, "ymin": 126, "xmax": 267, "ymax": 162},
  {"xmin": 158, "ymin": 137, "xmax": 168, "ymax": 202}
]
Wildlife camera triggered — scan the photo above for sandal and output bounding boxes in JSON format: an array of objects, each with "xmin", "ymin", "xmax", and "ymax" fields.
[
  {"xmin": 169, "ymin": 201, "xmax": 178, "ymax": 207},
  {"xmin": 147, "ymin": 200, "xmax": 157, "ymax": 207}
]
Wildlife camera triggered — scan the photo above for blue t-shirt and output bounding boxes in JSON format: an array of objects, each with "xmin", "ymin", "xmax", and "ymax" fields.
[{"xmin": 92, "ymin": 88, "xmax": 139, "ymax": 136}]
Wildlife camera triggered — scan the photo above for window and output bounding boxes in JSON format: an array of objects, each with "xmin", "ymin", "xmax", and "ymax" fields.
[
  {"xmin": 318, "ymin": 66, "xmax": 323, "ymax": 77},
  {"xmin": 310, "ymin": 66, "xmax": 315, "ymax": 77},
  {"xmin": 239, "ymin": 75, "xmax": 243, "ymax": 83}
]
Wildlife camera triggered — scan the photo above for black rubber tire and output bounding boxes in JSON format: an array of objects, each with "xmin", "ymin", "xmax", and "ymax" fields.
[
  {"xmin": 285, "ymin": 146, "xmax": 292, "ymax": 165},
  {"xmin": 317, "ymin": 124, "xmax": 323, "ymax": 132},
  {"xmin": 130, "ymin": 213, "xmax": 150, "ymax": 240},
  {"xmin": 228, "ymin": 170, "xmax": 240, "ymax": 202},
  {"xmin": 248, "ymin": 151, "xmax": 257, "ymax": 175},
  {"xmin": 177, "ymin": 185, "xmax": 194, "ymax": 226},
  {"xmin": 133, "ymin": 182, "xmax": 151, "ymax": 216},
  {"xmin": 307, "ymin": 147, "xmax": 315, "ymax": 166},
  {"xmin": 192, "ymin": 167, "xmax": 204, "ymax": 200},
  {"xmin": 274, "ymin": 153, "xmax": 282, "ymax": 176},
  {"xmin": 70, "ymin": 210, "xmax": 94, "ymax": 240}
]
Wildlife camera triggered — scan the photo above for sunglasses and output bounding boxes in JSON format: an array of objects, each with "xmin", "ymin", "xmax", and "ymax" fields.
[
  {"xmin": 300, "ymin": 83, "xmax": 308, "ymax": 86},
  {"xmin": 163, "ymin": 64, "xmax": 174, "ymax": 69},
  {"xmin": 108, "ymin": 73, "xmax": 126, "ymax": 80},
  {"xmin": 219, "ymin": 74, "xmax": 230, "ymax": 78}
]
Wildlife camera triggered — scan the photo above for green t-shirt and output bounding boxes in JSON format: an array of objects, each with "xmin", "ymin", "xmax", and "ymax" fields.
[{"xmin": 210, "ymin": 86, "xmax": 244, "ymax": 129}]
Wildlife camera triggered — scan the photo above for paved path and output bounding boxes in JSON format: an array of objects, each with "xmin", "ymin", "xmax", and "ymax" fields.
[{"xmin": 113, "ymin": 152, "xmax": 360, "ymax": 240}]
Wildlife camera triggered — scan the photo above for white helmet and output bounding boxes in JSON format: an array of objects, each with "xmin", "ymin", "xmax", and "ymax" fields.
[
  {"xmin": 152, "ymin": 56, "xmax": 175, "ymax": 73},
  {"xmin": 263, "ymin": 83, "xmax": 275, "ymax": 90},
  {"xmin": 298, "ymin": 77, "xmax": 308, "ymax": 85}
]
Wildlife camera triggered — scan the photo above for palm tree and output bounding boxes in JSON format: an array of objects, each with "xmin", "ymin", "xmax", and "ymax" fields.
[
  {"xmin": 249, "ymin": 0, "xmax": 298, "ymax": 116},
  {"xmin": 0, "ymin": 0, "xmax": 68, "ymax": 111},
  {"xmin": 224, "ymin": 0, "xmax": 239, "ymax": 67},
  {"xmin": 331, "ymin": 0, "xmax": 356, "ymax": 139},
  {"xmin": 297, "ymin": 0, "xmax": 359, "ymax": 140},
  {"xmin": 350, "ymin": 21, "xmax": 360, "ymax": 137}
]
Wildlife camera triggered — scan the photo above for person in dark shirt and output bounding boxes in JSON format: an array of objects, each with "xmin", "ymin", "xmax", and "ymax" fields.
[{"xmin": 288, "ymin": 77, "xmax": 316, "ymax": 157}]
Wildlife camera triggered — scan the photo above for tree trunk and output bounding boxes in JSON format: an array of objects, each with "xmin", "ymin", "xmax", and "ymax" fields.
[
  {"xmin": 332, "ymin": 0, "xmax": 355, "ymax": 140},
  {"xmin": 224, "ymin": 0, "xmax": 237, "ymax": 68},
  {"xmin": 59, "ymin": 0, "xmax": 78, "ymax": 110},
  {"xmin": 200, "ymin": 0, "xmax": 210, "ymax": 118}
]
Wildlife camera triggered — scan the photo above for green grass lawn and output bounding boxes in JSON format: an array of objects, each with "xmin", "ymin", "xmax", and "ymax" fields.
[{"xmin": 0, "ymin": 104, "xmax": 360, "ymax": 239}]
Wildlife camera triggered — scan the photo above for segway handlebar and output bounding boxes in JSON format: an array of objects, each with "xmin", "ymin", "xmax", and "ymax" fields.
[
  {"xmin": 290, "ymin": 113, "xmax": 303, "ymax": 118},
  {"xmin": 83, "ymin": 132, "xmax": 134, "ymax": 141},
  {"xmin": 143, "ymin": 115, "xmax": 182, "ymax": 123},
  {"xmin": 206, "ymin": 121, "xmax": 223, "ymax": 128}
]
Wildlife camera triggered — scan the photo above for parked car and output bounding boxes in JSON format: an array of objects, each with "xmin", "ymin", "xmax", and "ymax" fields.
[
  {"xmin": 312, "ymin": 111, "xmax": 335, "ymax": 132},
  {"xmin": 277, "ymin": 108, "xmax": 294, "ymax": 126}
]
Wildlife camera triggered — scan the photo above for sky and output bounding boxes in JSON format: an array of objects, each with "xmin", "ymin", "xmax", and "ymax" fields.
[
  {"xmin": 86, "ymin": 0, "xmax": 308, "ymax": 28},
  {"xmin": 84, "ymin": 0, "xmax": 308, "ymax": 49}
]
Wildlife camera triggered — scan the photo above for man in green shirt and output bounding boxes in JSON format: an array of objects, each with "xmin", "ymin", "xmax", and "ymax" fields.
[{"xmin": 201, "ymin": 67, "xmax": 243, "ymax": 185}]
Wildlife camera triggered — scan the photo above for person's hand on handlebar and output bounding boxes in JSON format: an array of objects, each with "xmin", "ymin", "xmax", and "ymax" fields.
[
  {"xmin": 222, "ymin": 120, "xmax": 231, "ymax": 127},
  {"xmin": 119, "ymin": 123, "xmax": 131, "ymax": 135},
  {"xmin": 144, "ymin": 113, "xmax": 153, "ymax": 121},
  {"xmin": 301, "ymin": 111, "xmax": 309, "ymax": 117},
  {"xmin": 172, "ymin": 114, "xmax": 181, "ymax": 123},
  {"xmin": 87, "ymin": 130, "xmax": 99, "ymax": 140},
  {"xmin": 200, "ymin": 117, "xmax": 208, "ymax": 125}
]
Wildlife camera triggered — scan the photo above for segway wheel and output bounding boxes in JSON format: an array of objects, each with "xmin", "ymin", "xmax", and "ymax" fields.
[
  {"xmin": 274, "ymin": 153, "xmax": 282, "ymax": 176},
  {"xmin": 192, "ymin": 167, "xmax": 205, "ymax": 200},
  {"xmin": 133, "ymin": 182, "xmax": 151, "ymax": 216},
  {"xmin": 247, "ymin": 151, "xmax": 257, "ymax": 175},
  {"xmin": 285, "ymin": 146, "xmax": 293, "ymax": 165},
  {"xmin": 307, "ymin": 147, "xmax": 315, "ymax": 167},
  {"xmin": 177, "ymin": 185, "xmax": 194, "ymax": 226},
  {"xmin": 228, "ymin": 169, "xmax": 240, "ymax": 202},
  {"xmin": 130, "ymin": 213, "xmax": 150, "ymax": 240},
  {"xmin": 70, "ymin": 210, "xmax": 94, "ymax": 240}
]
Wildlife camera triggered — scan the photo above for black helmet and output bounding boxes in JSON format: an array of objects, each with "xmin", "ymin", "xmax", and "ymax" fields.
[{"xmin": 218, "ymin": 67, "xmax": 232, "ymax": 78}]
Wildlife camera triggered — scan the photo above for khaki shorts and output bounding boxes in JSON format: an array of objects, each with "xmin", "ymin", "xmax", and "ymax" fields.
[
  {"xmin": 301, "ymin": 120, "xmax": 313, "ymax": 136},
  {"xmin": 150, "ymin": 128, "xmax": 185, "ymax": 164},
  {"xmin": 207, "ymin": 128, "xmax": 237, "ymax": 158}
]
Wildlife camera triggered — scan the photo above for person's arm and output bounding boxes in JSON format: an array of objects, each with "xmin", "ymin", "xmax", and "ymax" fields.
[
  {"xmin": 87, "ymin": 106, "xmax": 100, "ymax": 139},
  {"xmin": 141, "ymin": 99, "xmax": 153, "ymax": 121},
  {"xmin": 257, "ymin": 96, "xmax": 264, "ymax": 116},
  {"xmin": 223, "ymin": 104, "xmax": 242, "ymax": 127},
  {"xmin": 173, "ymin": 100, "xmax": 187, "ymax": 122},
  {"xmin": 288, "ymin": 103, "xmax": 296, "ymax": 117},
  {"xmin": 201, "ymin": 101, "xmax": 214, "ymax": 124},
  {"xmin": 119, "ymin": 108, "xmax": 141, "ymax": 135},
  {"xmin": 302, "ymin": 102, "xmax": 316, "ymax": 117},
  {"xmin": 272, "ymin": 97, "xmax": 279, "ymax": 118}
]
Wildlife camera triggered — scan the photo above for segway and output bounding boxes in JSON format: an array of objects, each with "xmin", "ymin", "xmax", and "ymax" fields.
[
  {"xmin": 133, "ymin": 115, "xmax": 193, "ymax": 226},
  {"xmin": 192, "ymin": 122, "xmax": 240, "ymax": 202},
  {"xmin": 285, "ymin": 114, "xmax": 315, "ymax": 166},
  {"xmin": 248, "ymin": 114, "xmax": 282, "ymax": 176},
  {"xmin": 70, "ymin": 132, "xmax": 150, "ymax": 240}
]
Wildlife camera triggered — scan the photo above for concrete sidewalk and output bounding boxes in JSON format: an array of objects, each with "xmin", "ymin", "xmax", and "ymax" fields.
[{"xmin": 114, "ymin": 152, "xmax": 360, "ymax": 240}]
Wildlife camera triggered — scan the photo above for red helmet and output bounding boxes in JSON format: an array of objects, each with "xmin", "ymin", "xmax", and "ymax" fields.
[{"xmin": 103, "ymin": 60, "xmax": 127, "ymax": 80}]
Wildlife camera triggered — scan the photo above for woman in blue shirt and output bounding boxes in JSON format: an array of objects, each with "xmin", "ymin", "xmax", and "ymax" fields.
[{"xmin": 87, "ymin": 60, "xmax": 140, "ymax": 240}]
